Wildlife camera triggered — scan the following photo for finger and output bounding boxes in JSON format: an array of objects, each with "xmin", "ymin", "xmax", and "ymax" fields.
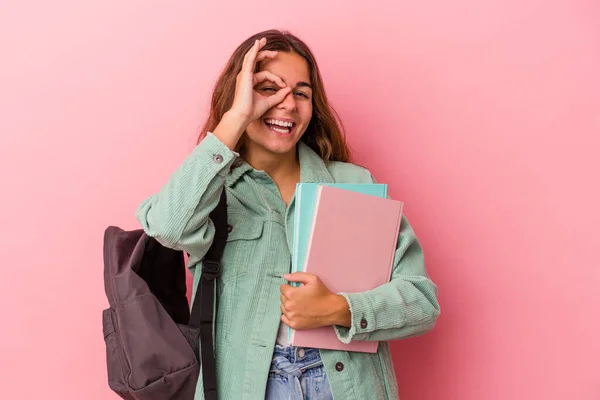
[
  {"xmin": 241, "ymin": 40, "xmax": 256, "ymax": 71},
  {"xmin": 280, "ymin": 294, "xmax": 287, "ymax": 304},
  {"xmin": 281, "ymin": 313, "xmax": 293, "ymax": 328},
  {"xmin": 254, "ymin": 70, "xmax": 286, "ymax": 88},
  {"xmin": 280, "ymin": 283, "xmax": 292, "ymax": 298},
  {"xmin": 241, "ymin": 39, "xmax": 260, "ymax": 73},
  {"xmin": 251, "ymin": 37, "xmax": 269, "ymax": 69},
  {"xmin": 284, "ymin": 272, "xmax": 316, "ymax": 284},
  {"xmin": 280, "ymin": 303, "xmax": 287, "ymax": 314},
  {"xmin": 243, "ymin": 37, "xmax": 267, "ymax": 73},
  {"xmin": 265, "ymin": 87, "xmax": 292, "ymax": 109},
  {"xmin": 256, "ymin": 50, "xmax": 278, "ymax": 64}
]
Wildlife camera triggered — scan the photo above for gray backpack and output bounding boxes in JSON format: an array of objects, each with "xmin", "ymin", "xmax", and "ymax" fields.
[{"xmin": 102, "ymin": 191, "xmax": 227, "ymax": 400}]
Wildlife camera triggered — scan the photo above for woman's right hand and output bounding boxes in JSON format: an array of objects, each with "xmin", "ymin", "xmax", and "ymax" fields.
[
  {"xmin": 230, "ymin": 38, "xmax": 291, "ymax": 127},
  {"xmin": 213, "ymin": 38, "xmax": 291, "ymax": 150}
]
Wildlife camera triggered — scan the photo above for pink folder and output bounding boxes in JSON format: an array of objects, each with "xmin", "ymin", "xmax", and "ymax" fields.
[{"xmin": 289, "ymin": 186, "xmax": 403, "ymax": 353}]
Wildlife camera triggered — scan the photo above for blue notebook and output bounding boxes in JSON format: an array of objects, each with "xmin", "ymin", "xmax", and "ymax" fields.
[{"xmin": 291, "ymin": 182, "xmax": 388, "ymax": 280}]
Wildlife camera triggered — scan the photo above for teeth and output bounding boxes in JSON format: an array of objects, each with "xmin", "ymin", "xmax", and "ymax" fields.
[
  {"xmin": 271, "ymin": 126, "xmax": 290, "ymax": 134},
  {"xmin": 265, "ymin": 118, "xmax": 293, "ymax": 128}
]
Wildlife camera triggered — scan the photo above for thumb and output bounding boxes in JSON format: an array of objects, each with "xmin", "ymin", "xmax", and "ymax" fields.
[
  {"xmin": 266, "ymin": 86, "xmax": 292, "ymax": 108},
  {"xmin": 284, "ymin": 272, "xmax": 316, "ymax": 284}
]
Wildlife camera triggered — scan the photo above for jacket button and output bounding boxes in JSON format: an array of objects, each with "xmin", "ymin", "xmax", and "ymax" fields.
[
  {"xmin": 335, "ymin": 362, "xmax": 344, "ymax": 372},
  {"xmin": 226, "ymin": 224, "xmax": 233, "ymax": 233},
  {"xmin": 360, "ymin": 319, "xmax": 368, "ymax": 329},
  {"xmin": 213, "ymin": 154, "xmax": 224, "ymax": 164}
]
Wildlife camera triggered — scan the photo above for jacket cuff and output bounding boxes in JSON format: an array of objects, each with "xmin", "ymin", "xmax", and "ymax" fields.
[
  {"xmin": 193, "ymin": 132, "xmax": 238, "ymax": 177},
  {"xmin": 333, "ymin": 292, "xmax": 374, "ymax": 344}
]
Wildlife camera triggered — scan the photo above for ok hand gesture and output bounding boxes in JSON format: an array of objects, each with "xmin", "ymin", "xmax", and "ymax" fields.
[{"xmin": 230, "ymin": 37, "xmax": 291, "ymax": 127}]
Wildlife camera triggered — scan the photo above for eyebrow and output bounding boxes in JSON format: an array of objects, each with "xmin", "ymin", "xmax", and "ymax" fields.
[{"xmin": 295, "ymin": 81, "xmax": 312, "ymax": 90}]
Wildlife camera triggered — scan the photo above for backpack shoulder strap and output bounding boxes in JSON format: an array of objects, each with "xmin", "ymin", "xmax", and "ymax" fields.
[
  {"xmin": 189, "ymin": 188, "xmax": 228, "ymax": 400},
  {"xmin": 203, "ymin": 189, "xmax": 229, "ymax": 265}
]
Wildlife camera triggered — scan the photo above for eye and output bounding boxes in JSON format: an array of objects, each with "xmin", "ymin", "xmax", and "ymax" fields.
[
  {"xmin": 261, "ymin": 87, "xmax": 277, "ymax": 93},
  {"xmin": 294, "ymin": 91, "xmax": 309, "ymax": 99}
]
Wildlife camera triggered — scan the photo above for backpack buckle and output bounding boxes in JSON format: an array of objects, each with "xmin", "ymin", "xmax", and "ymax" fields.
[{"xmin": 202, "ymin": 260, "xmax": 221, "ymax": 281}]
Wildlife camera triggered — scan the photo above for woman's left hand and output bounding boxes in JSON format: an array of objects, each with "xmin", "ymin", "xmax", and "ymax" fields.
[{"xmin": 280, "ymin": 272, "xmax": 351, "ymax": 330}]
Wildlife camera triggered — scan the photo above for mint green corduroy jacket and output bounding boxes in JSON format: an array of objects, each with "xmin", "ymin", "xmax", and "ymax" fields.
[{"xmin": 136, "ymin": 133, "xmax": 440, "ymax": 399}]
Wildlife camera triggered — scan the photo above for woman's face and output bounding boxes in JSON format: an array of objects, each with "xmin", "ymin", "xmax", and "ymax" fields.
[{"xmin": 244, "ymin": 51, "xmax": 313, "ymax": 159}]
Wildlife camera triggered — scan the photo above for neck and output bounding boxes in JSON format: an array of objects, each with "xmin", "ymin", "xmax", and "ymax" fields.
[{"xmin": 244, "ymin": 145, "xmax": 300, "ymax": 183}]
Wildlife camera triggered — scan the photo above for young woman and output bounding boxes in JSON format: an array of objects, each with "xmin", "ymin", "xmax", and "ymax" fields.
[{"xmin": 136, "ymin": 29, "xmax": 440, "ymax": 400}]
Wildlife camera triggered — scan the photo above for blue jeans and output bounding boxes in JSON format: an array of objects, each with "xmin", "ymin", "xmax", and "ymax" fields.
[{"xmin": 265, "ymin": 345, "xmax": 333, "ymax": 400}]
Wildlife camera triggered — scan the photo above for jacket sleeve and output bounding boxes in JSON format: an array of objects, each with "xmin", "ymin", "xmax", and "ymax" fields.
[
  {"xmin": 135, "ymin": 132, "xmax": 237, "ymax": 258},
  {"xmin": 333, "ymin": 195, "xmax": 440, "ymax": 343}
]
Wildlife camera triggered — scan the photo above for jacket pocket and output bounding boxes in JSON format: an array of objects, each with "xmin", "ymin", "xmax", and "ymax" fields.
[
  {"xmin": 213, "ymin": 214, "xmax": 264, "ymax": 347},
  {"xmin": 219, "ymin": 213, "xmax": 264, "ymax": 283}
]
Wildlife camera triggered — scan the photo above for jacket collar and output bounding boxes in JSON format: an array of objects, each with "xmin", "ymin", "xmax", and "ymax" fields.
[{"xmin": 225, "ymin": 140, "xmax": 334, "ymax": 187}]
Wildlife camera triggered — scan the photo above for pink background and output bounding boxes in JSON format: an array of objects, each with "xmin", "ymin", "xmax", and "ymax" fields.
[{"xmin": 1, "ymin": 1, "xmax": 599, "ymax": 399}]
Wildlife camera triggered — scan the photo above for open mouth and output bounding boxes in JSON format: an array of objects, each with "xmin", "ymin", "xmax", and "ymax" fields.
[{"xmin": 263, "ymin": 118, "xmax": 296, "ymax": 136}]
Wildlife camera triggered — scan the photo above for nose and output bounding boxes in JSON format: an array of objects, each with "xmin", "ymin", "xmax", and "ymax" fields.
[{"xmin": 277, "ymin": 90, "xmax": 296, "ymax": 112}]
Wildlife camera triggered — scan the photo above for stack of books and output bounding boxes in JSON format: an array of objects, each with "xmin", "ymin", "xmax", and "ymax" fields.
[{"xmin": 288, "ymin": 183, "xmax": 404, "ymax": 353}]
